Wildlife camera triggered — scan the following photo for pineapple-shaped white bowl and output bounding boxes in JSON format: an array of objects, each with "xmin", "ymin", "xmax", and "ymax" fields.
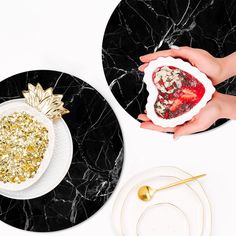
[{"xmin": 0, "ymin": 83, "xmax": 69, "ymax": 191}]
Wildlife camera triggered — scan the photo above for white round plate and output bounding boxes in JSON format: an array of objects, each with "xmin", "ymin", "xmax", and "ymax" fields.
[
  {"xmin": 121, "ymin": 175, "xmax": 203, "ymax": 236},
  {"xmin": 143, "ymin": 57, "xmax": 215, "ymax": 127},
  {"xmin": 112, "ymin": 167, "xmax": 211, "ymax": 236},
  {"xmin": 136, "ymin": 203, "xmax": 190, "ymax": 236},
  {"xmin": 0, "ymin": 99, "xmax": 73, "ymax": 199},
  {"xmin": 0, "ymin": 99, "xmax": 55, "ymax": 191}
]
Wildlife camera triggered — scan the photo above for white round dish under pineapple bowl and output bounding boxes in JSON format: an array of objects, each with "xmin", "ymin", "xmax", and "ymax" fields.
[
  {"xmin": 0, "ymin": 99, "xmax": 55, "ymax": 191},
  {"xmin": 0, "ymin": 99, "xmax": 73, "ymax": 199},
  {"xmin": 143, "ymin": 57, "xmax": 215, "ymax": 127},
  {"xmin": 112, "ymin": 167, "xmax": 211, "ymax": 236}
]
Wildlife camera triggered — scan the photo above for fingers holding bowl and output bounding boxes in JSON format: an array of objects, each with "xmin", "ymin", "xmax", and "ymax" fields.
[{"xmin": 140, "ymin": 121, "xmax": 176, "ymax": 133}]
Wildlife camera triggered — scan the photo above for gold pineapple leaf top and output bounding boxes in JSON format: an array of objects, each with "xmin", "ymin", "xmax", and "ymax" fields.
[{"xmin": 22, "ymin": 83, "xmax": 70, "ymax": 120}]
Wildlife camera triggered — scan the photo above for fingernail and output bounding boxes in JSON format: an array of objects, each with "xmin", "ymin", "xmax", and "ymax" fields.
[
  {"xmin": 140, "ymin": 125, "xmax": 146, "ymax": 129},
  {"xmin": 137, "ymin": 114, "xmax": 142, "ymax": 119},
  {"xmin": 170, "ymin": 45, "xmax": 180, "ymax": 50},
  {"xmin": 137, "ymin": 117, "xmax": 143, "ymax": 122},
  {"xmin": 174, "ymin": 136, "xmax": 180, "ymax": 141},
  {"xmin": 140, "ymin": 56, "xmax": 144, "ymax": 61}
]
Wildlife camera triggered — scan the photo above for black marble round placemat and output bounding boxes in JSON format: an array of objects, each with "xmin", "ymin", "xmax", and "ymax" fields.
[
  {"xmin": 0, "ymin": 70, "xmax": 124, "ymax": 232},
  {"xmin": 102, "ymin": 0, "xmax": 236, "ymax": 130}
]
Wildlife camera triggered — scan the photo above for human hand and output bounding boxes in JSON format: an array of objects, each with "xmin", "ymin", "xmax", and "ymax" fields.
[
  {"xmin": 139, "ymin": 46, "xmax": 226, "ymax": 85},
  {"xmin": 138, "ymin": 92, "xmax": 224, "ymax": 138}
]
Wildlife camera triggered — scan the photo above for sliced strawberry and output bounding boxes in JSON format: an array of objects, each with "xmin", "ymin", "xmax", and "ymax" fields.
[
  {"xmin": 180, "ymin": 88, "xmax": 197, "ymax": 101},
  {"xmin": 169, "ymin": 99, "xmax": 182, "ymax": 112},
  {"xmin": 195, "ymin": 84, "xmax": 205, "ymax": 98}
]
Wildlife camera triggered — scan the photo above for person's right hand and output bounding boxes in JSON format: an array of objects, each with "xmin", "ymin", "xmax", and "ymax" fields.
[
  {"xmin": 138, "ymin": 92, "xmax": 226, "ymax": 138},
  {"xmin": 139, "ymin": 46, "xmax": 226, "ymax": 85}
]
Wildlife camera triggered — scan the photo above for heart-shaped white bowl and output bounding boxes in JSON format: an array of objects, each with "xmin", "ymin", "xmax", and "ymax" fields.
[
  {"xmin": 0, "ymin": 99, "xmax": 55, "ymax": 191},
  {"xmin": 143, "ymin": 57, "xmax": 215, "ymax": 128}
]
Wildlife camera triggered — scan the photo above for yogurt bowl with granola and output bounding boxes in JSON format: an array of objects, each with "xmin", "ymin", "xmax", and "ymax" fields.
[{"xmin": 143, "ymin": 57, "xmax": 215, "ymax": 128}]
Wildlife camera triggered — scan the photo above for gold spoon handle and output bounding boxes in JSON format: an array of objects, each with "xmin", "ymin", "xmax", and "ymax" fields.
[{"xmin": 155, "ymin": 174, "xmax": 206, "ymax": 193}]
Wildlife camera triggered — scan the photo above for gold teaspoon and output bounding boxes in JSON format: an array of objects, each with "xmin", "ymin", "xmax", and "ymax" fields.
[{"xmin": 138, "ymin": 174, "xmax": 206, "ymax": 202}]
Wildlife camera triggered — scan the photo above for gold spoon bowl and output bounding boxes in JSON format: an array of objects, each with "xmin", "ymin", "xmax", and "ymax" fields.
[{"xmin": 138, "ymin": 174, "xmax": 206, "ymax": 202}]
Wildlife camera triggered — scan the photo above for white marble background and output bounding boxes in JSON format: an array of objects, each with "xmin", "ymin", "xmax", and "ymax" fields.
[{"xmin": 0, "ymin": 0, "xmax": 235, "ymax": 235}]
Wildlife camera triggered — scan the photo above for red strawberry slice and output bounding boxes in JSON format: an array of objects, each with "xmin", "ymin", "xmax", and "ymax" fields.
[
  {"xmin": 169, "ymin": 99, "xmax": 182, "ymax": 112},
  {"xmin": 180, "ymin": 88, "xmax": 197, "ymax": 101}
]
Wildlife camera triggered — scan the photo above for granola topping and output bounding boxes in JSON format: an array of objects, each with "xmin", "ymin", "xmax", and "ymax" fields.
[{"xmin": 0, "ymin": 112, "xmax": 49, "ymax": 184}]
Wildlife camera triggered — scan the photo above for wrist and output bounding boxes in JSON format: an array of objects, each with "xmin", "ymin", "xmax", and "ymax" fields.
[
  {"xmin": 216, "ymin": 92, "xmax": 236, "ymax": 120},
  {"xmin": 219, "ymin": 52, "xmax": 236, "ymax": 81},
  {"xmin": 217, "ymin": 57, "xmax": 230, "ymax": 83}
]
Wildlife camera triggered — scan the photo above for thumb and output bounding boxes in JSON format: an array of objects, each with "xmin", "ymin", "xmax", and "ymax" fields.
[
  {"xmin": 174, "ymin": 118, "xmax": 202, "ymax": 138},
  {"xmin": 137, "ymin": 113, "xmax": 151, "ymax": 122}
]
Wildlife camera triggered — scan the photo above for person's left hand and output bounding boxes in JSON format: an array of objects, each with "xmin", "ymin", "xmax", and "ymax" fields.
[{"xmin": 138, "ymin": 92, "xmax": 224, "ymax": 139}]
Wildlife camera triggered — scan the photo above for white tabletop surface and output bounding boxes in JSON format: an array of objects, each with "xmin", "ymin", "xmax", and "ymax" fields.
[{"xmin": 0, "ymin": 1, "xmax": 235, "ymax": 235}]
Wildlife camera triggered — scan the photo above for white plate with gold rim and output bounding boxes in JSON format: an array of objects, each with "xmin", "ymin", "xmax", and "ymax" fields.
[
  {"xmin": 112, "ymin": 167, "xmax": 211, "ymax": 236},
  {"xmin": 136, "ymin": 203, "xmax": 190, "ymax": 236}
]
